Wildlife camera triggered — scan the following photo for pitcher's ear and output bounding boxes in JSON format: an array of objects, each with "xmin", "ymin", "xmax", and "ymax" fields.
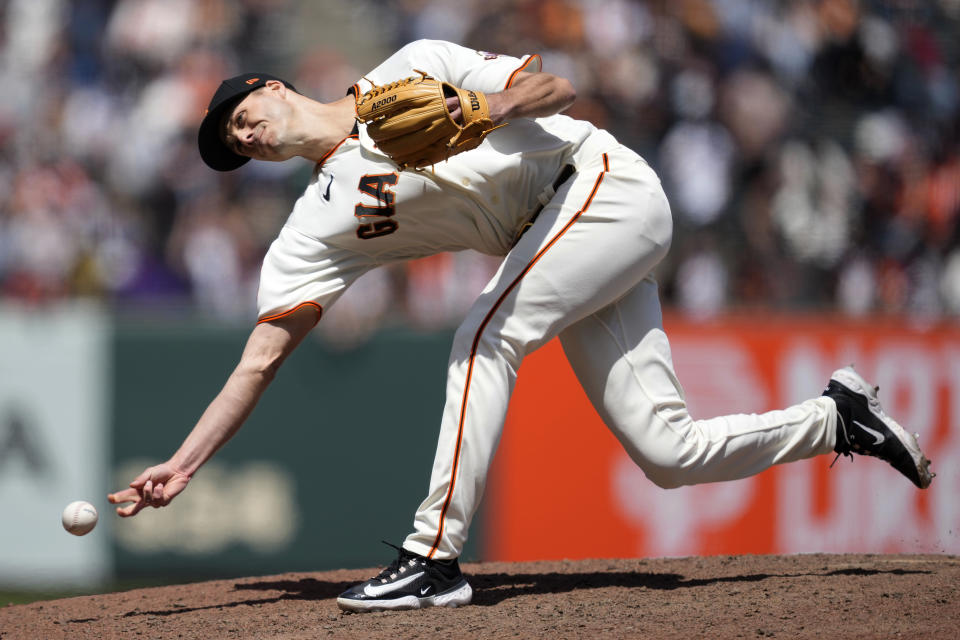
[{"xmin": 264, "ymin": 79, "xmax": 287, "ymax": 96}]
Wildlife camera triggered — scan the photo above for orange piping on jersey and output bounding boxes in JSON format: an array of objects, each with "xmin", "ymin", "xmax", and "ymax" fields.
[
  {"xmin": 317, "ymin": 134, "xmax": 359, "ymax": 171},
  {"xmin": 256, "ymin": 301, "xmax": 322, "ymax": 326},
  {"xmin": 504, "ymin": 54, "xmax": 543, "ymax": 89},
  {"xmin": 427, "ymin": 153, "xmax": 610, "ymax": 559}
]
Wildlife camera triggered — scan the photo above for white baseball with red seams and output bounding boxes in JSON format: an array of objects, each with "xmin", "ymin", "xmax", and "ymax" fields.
[{"xmin": 62, "ymin": 500, "xmax": 98, "ymax": 536}]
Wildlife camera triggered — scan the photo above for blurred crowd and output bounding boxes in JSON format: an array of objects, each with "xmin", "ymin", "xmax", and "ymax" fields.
[{"xmin": 2, "ymin": 0, "xmax": 959, "ymax": 336}]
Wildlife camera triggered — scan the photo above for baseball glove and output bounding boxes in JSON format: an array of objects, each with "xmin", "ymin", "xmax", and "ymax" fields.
[{"xmin": 355, "ymin": 70, "xmax": 504, "ymax": 170}]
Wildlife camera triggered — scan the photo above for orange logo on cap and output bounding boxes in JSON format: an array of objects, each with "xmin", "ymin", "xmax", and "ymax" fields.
[{"xmin": 245, "ymin": 78, "xmax": 260, "ymax": 85}]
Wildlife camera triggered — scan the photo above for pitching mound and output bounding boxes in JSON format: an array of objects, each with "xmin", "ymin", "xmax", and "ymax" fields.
[{"xmin": 2, "ymin": 554, "xmax": 957, "ymax": 639}]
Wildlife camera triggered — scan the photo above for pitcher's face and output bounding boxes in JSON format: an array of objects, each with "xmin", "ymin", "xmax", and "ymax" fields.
[{"xmin": 221, "ymin": 81, "xmax": 296, "ymax": 163}]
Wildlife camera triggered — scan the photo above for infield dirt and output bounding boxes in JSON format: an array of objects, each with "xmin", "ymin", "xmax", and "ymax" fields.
[{"xmin": 2, "ymin": 553, "xmax": 957, "ymax": 639}]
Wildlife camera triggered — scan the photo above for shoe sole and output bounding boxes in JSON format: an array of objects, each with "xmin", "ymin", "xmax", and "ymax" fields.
[
  {"xmin": 336, "ymin": 580, "xmax": 473, "ymax": 613},
  {"xmin": 830, "ymin": 367, "xmax": 935, "ymax": 489}
]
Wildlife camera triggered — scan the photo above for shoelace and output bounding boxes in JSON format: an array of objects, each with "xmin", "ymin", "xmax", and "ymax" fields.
[
  {"xmin": 829, "ymin": 412, "xmax": 854, "ymax": 468},
  {"xmin": 371, "ymin": 541, "xmax": 423, "ymax": 583}
]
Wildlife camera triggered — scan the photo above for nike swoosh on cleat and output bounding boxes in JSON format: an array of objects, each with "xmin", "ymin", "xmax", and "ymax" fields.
[
  {"xmin": 853, "ymin": 419, "xmax": 886, "ymax": 445},
  {"xmin": 322, "ymin": 174, "xmax": 334, "ymax": 201},
  {"xmin": 420, "ymin": 586, "xmax": 431, "ymax": 595},
  {"xmin": 362, "ymin": 572, "xmax": 424, "ymax": 598}
]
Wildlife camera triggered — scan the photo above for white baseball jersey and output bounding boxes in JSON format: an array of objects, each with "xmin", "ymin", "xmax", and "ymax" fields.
[
  {"xmin": 257, "ymin": 40, "xmax": 618, "ymax": 322},
  {"xmin": 256, "ymin": 39, "xmax": 837, "ymax": 561}
]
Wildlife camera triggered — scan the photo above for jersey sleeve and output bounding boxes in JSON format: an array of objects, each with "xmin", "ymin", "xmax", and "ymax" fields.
[
  {"xmin": 359, "ymin": 39, "xmax": 542, "ymax": 95},
  {"xmin": 256, "ymin": 225, "xmax": 375, "ymax": 323}
]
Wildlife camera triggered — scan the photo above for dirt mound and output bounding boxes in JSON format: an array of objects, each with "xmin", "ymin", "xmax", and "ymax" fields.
[{"xmin": 2, "ymin": 554, "xmax": 957, "ymax": 639}]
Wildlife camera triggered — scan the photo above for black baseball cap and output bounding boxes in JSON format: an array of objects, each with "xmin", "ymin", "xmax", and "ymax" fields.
[{"xmin": 198, "ymin": 72, "xmax": 296, "ymax": 171}]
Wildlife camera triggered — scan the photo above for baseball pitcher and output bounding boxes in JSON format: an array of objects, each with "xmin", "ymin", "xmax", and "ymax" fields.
[{"xmin": 109, "ymin": 40, "xmax": 934, "ymax": 613}]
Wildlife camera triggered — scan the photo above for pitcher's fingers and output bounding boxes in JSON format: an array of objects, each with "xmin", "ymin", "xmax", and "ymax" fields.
[
  {"xmin": 129, "ymin": 468, "xmax": 153, "ymax": 489},
  {"xmin": 108, "ymin": 487, "xmax": 142, "ymax": 505},
  {"xmin": 115, "ymin": 499, "xmax": 147, "ymax": 518},
  {"xmin": 151, "ymin": 482, "xmax": 165, "ymax": 503}
]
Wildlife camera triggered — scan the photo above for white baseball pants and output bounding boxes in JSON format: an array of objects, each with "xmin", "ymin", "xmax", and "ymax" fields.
[{"xmin": 403, "ymin": 146, "xmax": 836, "ymax": 560}]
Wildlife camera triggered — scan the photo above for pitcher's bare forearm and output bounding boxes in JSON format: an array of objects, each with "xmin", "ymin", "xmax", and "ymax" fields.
[
  {"xmin": 170, "ymin": 307, "xmax": 318, "ymax": 476},
  {"xmin": 108, "ymin": 307, "xmax": 318, "ymax": 516}
]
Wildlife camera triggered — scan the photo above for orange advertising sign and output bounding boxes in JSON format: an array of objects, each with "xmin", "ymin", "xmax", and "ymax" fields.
[{"xmin": 483, "ymin": 314, "xmax": 959, "ymax": 561}]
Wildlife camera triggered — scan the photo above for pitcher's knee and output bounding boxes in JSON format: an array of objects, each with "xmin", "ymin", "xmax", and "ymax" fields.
[
  {"xmin": 641, "ymin": 464, "xmax": 687, "ymax": 489},
  {"xmin": 628, "ymin": 449, "xmax": 691, "ymax": 489},
  {"xmin": 624, "ymin": 431, "xmax": 699, "ymax": 489}
]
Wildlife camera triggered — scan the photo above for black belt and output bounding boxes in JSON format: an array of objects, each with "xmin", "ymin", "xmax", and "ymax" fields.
[{"xmin": 516, "ymin": 164, "xmax": 576, "ymax": 243}]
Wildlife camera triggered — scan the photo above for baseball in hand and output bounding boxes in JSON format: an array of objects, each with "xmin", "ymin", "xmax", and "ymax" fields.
[{"xmin": 62, "ymin": 500, "xmax": 98, "ymax": 536}]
